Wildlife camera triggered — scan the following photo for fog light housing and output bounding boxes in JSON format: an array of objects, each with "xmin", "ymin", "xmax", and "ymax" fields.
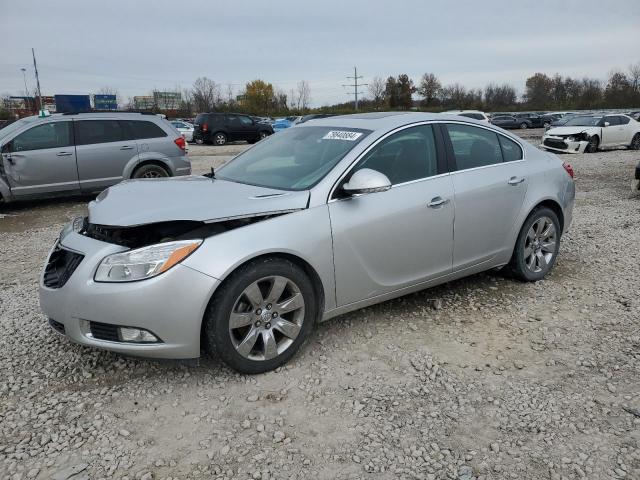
[{"xmin": 119, "ymin": 327, "xmax": 159, "ymax": 343}]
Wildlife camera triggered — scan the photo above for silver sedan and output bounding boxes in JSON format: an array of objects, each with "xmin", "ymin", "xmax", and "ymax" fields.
[{"xmin": 39, "ymin": 112, "xmax": 575, "ymax": 373}]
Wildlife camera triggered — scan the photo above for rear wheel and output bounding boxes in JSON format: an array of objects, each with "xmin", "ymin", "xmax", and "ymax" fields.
[
  {"xmin": 132, "ymin": 164, "xmax": 169, "ymax": 179},
  {"xmin": 520, "ymin": 122, "xmax": 528, "ymax": 129},
  {"xmin": 204, "ymin": 257, "xmax": 316, "ymax": 374},
  {"xmin": 629, "ymin": 133, "xmax": 640, "ymax": 150},
  {"xmin": 213, "ymin": 132, "xmax": 227, "ymax": 146},
  {"xmin": 258, "ymin": 131, "xmax": 269, "ymax": 140},
  {"xmin": 509, "ymin": 207, "xmax": 561, "ymax": 282},
  {"xmin": 585, "ymin": 136, "xmax": 599, "ymax": 153}
]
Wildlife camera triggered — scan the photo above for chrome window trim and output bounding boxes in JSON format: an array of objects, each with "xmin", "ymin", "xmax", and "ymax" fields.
[{"xmin": 326, "ymin": 120, "xmax": 526, "ymax": 203}]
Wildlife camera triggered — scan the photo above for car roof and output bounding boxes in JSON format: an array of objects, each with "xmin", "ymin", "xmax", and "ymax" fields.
[{"xmin": 301, "ymin": 111, "xmax": 495, "ymax": 134}]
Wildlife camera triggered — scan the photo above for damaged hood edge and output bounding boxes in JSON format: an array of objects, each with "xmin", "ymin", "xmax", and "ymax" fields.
[{"xmin": 87, "ymin": 177, "xmax": 310, "ymax": 227}]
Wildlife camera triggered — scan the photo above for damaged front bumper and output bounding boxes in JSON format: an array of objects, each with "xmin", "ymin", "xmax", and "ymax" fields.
[
  {"xmin": 541, "ymin": 136, "xmax": 588, "ymax": 154},
  {"xmin": 38, "ymin": 230, "xmax": 220, "ymax": 359}
]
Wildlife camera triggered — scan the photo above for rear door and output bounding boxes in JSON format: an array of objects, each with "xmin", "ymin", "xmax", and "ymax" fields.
[
  {"xmin": 1, "ymin": 121, "xmax": 79, "ymax": 197},
  {"xmin": 238, "ymin": 115, "xmax": 257, "ymax": 141},
  {"xmin": 443, "ymin": 123, "xmax": 528, "ymax": 270},
  {"xmin": 225, "ymin": 115, "xmax": 242, "ymax": 141},
  {"xmin": 74, "ymin": 119, "xmax": 138, "ymax": 191}
]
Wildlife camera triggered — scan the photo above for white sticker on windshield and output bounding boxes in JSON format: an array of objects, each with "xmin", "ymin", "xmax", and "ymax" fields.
[{"xmin": 322, "ymin": 130, "xmax": 363, "ymax": 141}]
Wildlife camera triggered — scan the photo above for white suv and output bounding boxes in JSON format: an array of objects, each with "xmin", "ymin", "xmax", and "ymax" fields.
[{"xmin": 442, "ymin": 110, "xmax": 490, "ymax": 123}]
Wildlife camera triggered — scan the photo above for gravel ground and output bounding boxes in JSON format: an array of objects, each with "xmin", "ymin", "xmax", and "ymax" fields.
[{"xmin": 1, "ymin": 131, "xmax": 639, "ymax": 480}]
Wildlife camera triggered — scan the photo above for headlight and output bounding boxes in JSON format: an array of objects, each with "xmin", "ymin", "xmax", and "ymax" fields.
[
  {"xmin": 95, "ymin": 240, "xmax": 202, "ymax": 282},
  {"xmin": 567, "ymin": 136, "xmax": 576, "ymax": 142}
]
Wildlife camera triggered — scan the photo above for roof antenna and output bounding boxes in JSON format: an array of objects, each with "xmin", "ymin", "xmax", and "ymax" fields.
[{"xmin": 210, "ymin": 166, "xmax": 215, "ymax": 178}]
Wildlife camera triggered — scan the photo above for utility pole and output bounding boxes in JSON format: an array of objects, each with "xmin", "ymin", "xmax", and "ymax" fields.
[
  {"xmin": 32, "ymin": 48, "xmax": 44, "ymax": 116},
  {"xmin": 343, "ymin": 66, "xmax": 367, "ymax": 111},
  {"xmin": 20, "ymin": 68, "xmax": 29, "ymax": 97}
]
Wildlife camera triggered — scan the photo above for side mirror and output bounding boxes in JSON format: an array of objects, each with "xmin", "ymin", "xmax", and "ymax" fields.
[
  {"xmin": 603, "ymin": 121, "xmax": 610, "ymax": 127},
  {"xmin": 342, "ymin": 168, "xmax": 391, "ymax": 195}
]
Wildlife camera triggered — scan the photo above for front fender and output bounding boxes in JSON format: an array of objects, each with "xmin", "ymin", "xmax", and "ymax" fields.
[{"xmin": 182, "ymin": 205, "xmax": 337, "ymax": 312}]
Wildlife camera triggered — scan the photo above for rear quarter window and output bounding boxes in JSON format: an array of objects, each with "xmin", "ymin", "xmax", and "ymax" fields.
[
  {"xmin": 121, "ymin": 120, "xmax": 167, "ymax": 140},
  {"xmin": 498, "ymin": 135, "xmax": 523, "ymax": 162}
]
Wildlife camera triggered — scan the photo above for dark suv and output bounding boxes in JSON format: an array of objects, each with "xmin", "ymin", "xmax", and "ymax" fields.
[{"xmin": 193, "ymin": 113, "xmax": 274, "ymax": 145}]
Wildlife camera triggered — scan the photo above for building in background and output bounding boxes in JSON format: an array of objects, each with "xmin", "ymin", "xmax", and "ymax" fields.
[
  {"xmin": 153, "ymin": 91, "xmax": 181, "ymax": 110},
  {"xmin": 134, "ymin": 95, "xmax": 155, "ymax": 110}
]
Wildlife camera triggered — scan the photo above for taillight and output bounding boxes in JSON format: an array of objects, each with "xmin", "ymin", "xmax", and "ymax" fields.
[
  {"xmin": 563, "ymin": 162, "xmax": 574, "ymax": 179},
  {"xmin": 174, "ymin": 137, "xmax": 186, "ymax": 151},
  {"xmin": 202, "ymin": 123, "xmax": 209, "ymax": 132}
]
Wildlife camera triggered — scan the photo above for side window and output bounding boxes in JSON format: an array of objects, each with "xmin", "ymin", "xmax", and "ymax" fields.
[
  {"xmin": 498, "ymin": 135, "xmax": 523, "ymax": 162},
  {"xmin": 604, "ymin": 116, "xmax": 619, "ymax": 126},
  {"xmin": 239, "ymin": 116, "xmax": 253, "ymax": 126},
  {"xmin": 75, "ymin": 120, "xmax": 123, "ymax": 146},
  {"xmin": 617, "ymin": 116, "xmax": 630, "ymax": 125},
  {"xmin": 121, "ymin": 120, "xmax": 167, "ymax": 140},
  {"xmin": 446, "ymin": 123, "xmax": 503, "ymax": 170},
  {"xmin": 226, "ymin": 115, "xmax": 240, "ymax": 126},
  {"xmin": 11, "ymin": 122, "xmax": 72, "ymax": 152},
  {"xmin": 354, "ymin": 125, "xmax": 438, "ymax": 185}
]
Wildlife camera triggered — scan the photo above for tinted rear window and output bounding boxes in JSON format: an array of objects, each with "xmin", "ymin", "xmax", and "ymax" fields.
[
  {"xmin": 121, "ymin": 120, "xmax": 167, "ymax": 140},
  {"xmin": 459, "ymin": 113, "xmax": 484, "ymax": 120},
  {"xmin": 75, "ymin": 120, "xmax": 123, "ymax": 145}
]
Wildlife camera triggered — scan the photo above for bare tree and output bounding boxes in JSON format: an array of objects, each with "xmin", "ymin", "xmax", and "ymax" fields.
[
  {"xmin": 368, "ymin": 77, "xmax": 386, "ymax": 110},
  {"xmin": 296, "ymin": 80, "xmax": 311, "ymax": 111},
  {"xmin": 289, "ymin": 88, "xmax": 298, "ymax": 111},
  {"xmin": 192, "ymin": 77, "xmax": 221, "ymax": 112}
]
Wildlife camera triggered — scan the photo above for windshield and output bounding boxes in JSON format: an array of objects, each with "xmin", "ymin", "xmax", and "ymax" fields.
[
  {"xmin": 564, "ymin": 116, "xmax": 602, "ymax": 126},
  {"xmin": 217, "ymin": 126, "xmax": 371, "ymax": 191},
  {"xmin": 0, "ymin": 117, "xmax": 38, "ymax": 139}
]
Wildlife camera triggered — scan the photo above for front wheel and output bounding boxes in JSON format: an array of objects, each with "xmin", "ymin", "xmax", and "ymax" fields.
[
  {"xmin": 204, "ymin": 258, "xmax": 316, "ymax": 374},
  {"xmin": 520, "ymin": 122, "xmax": 528, "ymax": 129},
  {"xmin": 258, "ymin": 131, "xmax": 269, "ymax": 140},
  {"xmin": 508, "ymin": 207, "xmax": 561, "ymax": 282},
  {"xmin": 585, "ymin": 136, "xmax": 599, "ymax": 153}
]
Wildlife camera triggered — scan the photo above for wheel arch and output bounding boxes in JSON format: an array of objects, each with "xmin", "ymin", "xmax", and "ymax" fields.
[{"xmin": 199, "ymin": 251, "xmax": 326, "ymax": 346}]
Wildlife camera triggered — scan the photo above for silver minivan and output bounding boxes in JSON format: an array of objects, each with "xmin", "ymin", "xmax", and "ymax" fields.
[{"xmin": 0, "ymin": 112, "xmax": 191, "ymax": 203}]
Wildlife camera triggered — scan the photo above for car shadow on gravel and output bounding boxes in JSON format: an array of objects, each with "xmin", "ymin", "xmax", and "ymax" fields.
[{"xmin": 0, "ymin": 195, "xmax": 93, "ymax": 233}]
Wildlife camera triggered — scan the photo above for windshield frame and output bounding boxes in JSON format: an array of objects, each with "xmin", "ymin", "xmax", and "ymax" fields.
[{"xmin": 216, "ymin": 125, "xmax": 373, "ymax": 191}]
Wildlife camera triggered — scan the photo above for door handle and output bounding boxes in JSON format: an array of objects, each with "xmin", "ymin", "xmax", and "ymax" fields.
[
  {"xmin": 120, "ymin": 145, "xmax": 134, "ymax": 150},
  {"xmin": 56, "ymin": 151, "xmax": 73, "ymax": 156},
  {"xmin": 427, "ymin": 196, "xmax": 448, "ymax": 208},
  {"xmin": 508, "ymin": 176, "xmax": 525, "ymax": 185}
]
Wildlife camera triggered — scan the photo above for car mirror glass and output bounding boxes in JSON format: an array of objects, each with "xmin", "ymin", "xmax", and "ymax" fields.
[
  {"xmin": 603, "ymin": 121, "xmax": 610, "ymax": 127},
  {"xmin": 342, "ymin": 168, "xmax": 392, "ymax": 195}
]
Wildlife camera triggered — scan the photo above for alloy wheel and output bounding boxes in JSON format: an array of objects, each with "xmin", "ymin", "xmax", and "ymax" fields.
[
  {"xmin": 523, "ymin": 216, "xmax": 557, "ymax": 273},
  {"xmin": 141, "ymin": 170, "xmax": 165, "ymax": 178},
  {"xmin": 215, "ymin": 133, "xmax": 227, "ymax": 145},
  {"xmin": 229, "ymin": 276, "xmax": 305, "ymax": 361}
]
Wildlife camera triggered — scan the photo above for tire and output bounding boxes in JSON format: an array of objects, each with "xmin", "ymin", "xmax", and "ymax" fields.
[
  {"xmin": 204, "ymin": 257, "xmax": 317, "ymax": 374},
  {"xmin": 629, "ymin": 133, "xmax": 640, "ymax": 150},
  {"xmin": 543, "ymin": 122, "xmax": 551, "ymax": 129},
  {"xmin": 258, "ymin": 131, "xmax": 269, "ymax": 140},
  {"xmin": 585, "ymin": 136, "xmax": 599, "ymax": 153},
  {"xmin": 132, "ymin": 163, "xmax": 169, "ymax": 179},
  {"xmin": 213, "ymin": 132, "xmax": 227, "ymax": 146},
  {"xmin": 508, "ymin": 207, "xmax": 561, "ymax": 282},
  {"xmin": 519, "ymin": 122, "xmax": 528, "ymax": 129}
]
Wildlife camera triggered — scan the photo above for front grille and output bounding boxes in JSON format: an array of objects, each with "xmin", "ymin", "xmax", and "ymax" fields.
[
  {"xmin": 89, "ymin": 321, "xmax": 120, "ymax": 342},
  {"xmin": 43, "ymin": 245, "xmax": 84, "ymax": 288},
  {"xmin": 48, "ymin": 318, "xmax": 66, "ymax": 335},
  {"xmin": 544, "ymin": 138, "xmax": 567, "ymax": 150}
]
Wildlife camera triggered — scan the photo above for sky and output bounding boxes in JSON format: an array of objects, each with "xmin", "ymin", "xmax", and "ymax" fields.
[{"xmin": 1, "ymin": 0, "xmax": 639, "ymax": 107}]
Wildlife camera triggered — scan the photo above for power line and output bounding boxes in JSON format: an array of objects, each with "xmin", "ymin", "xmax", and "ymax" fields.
[{"xmin": 342, "ymin": 66, "xmax": 367, "ymax": 110}]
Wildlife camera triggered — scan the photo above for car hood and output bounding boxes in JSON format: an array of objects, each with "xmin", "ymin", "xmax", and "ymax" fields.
[
  {"xmin": 545, "ymin": 126, "xmax": 599, "ymax": 136},
  {"xmin": 88, "ymin": 176, "xmax": 309, "ymax": 227}
]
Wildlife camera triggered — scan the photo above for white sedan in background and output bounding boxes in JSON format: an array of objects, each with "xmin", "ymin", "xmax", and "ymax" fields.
[
  {"xmin": 542, "ymin": 114, "xmax": 640, "ymax": 153},
  {"xmin": 171, "ymin": 121, "xmax": 194, "ymax": 143}
]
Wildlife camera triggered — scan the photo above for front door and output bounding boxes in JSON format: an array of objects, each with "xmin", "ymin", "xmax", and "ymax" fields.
[
  {"xmin": 601, "ymin": 116, "xmax": 623, "ymax": 146},
  {"xmin": 329, "ymin": 124, "xmax": 454, "ymax": 306},
  {"xmin": 442, "ymin": 123, "xmax": 528, "ymax": 270},
  {"xmin": 1, "ymin": 121, "xmax": 79, "ymax": 197}
]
